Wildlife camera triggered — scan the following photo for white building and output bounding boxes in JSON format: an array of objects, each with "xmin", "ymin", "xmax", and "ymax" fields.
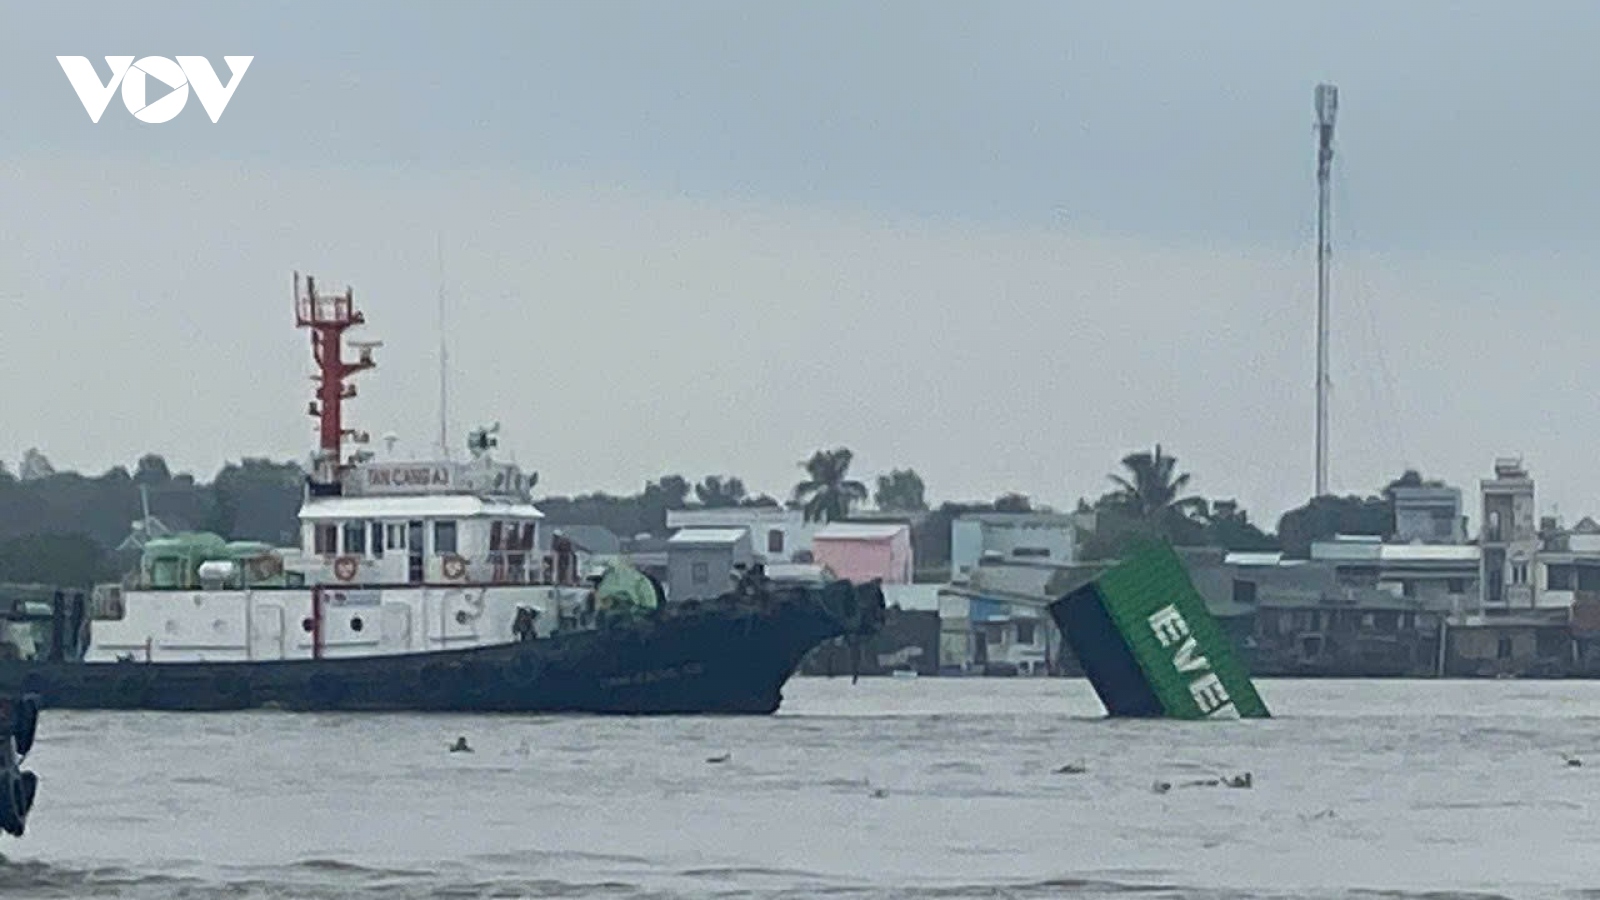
[
  {"xmin": 1534, "ymin": 516, "xmax": 1600, "ymax": 612},
  {"xmin": 1392, "ymin": 484, "xmax": 1466, "ymax": 544},
  {"xmin": 949, "ymin": 512, "xmax": 1085, "ymax": 581},
  {"xmin": 1480, "ymin": 458, "xmax": 1540, "ymax": 612},
  {"xmin": 936, "ymin": 560, "xmax": 1063, "ymax": 675},
  {"xmin": 665, "ymin": 507, "xmax": 821, "ymax": 563}
]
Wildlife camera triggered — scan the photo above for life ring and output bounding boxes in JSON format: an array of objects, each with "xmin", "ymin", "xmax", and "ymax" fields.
[
  {"xmin": 442, "ymin": 555, "xmax": 467, "ymax": 580},
  {"xmin": 333, "ymin": 556, "xmax": 358, "ymax": 582},
  {"xmin": 249, "ymin": 555, "xmax": 283, "ymax": 581}
]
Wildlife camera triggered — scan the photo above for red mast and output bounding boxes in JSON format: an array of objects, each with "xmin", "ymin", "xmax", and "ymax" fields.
[{"xmin": 294, "ymin": 272, "xmax": 376, "ymax": 488}]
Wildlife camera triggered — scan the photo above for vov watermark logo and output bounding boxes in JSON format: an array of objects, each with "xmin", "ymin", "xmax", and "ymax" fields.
[{"xmin": 56, "ymin": 56, "xmax": 253, "ymax": 124}]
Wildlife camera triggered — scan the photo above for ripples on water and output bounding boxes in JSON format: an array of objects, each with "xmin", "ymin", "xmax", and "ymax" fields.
[{"xmin": 6, "ymin": 678, "xmax": 1600, "ymax": 899}]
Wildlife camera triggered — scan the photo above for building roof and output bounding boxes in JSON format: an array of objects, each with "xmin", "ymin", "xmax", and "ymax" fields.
[
  {"xmin": 814, "ymin": 522, "xmax": 908, "ymax": 541},
  {"xmin": 957, "ymin": 512, "xmax": 1081, "ymax": 526},
  {"xmin": 1224, "ymin": 551, "xmax": 1288, "ymax": 567},
  {"xmin": 1309, "ymin": 539, "xmax": 1478, "ymax": 564},
  {"xmin": 667, "ymin": 508, "xmax": 803, "ymax": 526},
  {"xmin": 551, "ymin": 524, "xmax": 622, "ymax": 555},
  {"xmin": 881, "ymin": 583, "xmax": 941, "ymax": 611},
  {"xmin": 667, "ymin": 527, "xmax": 749, "ymax": 546},
  {"xmin": 763, "ymin": 562, "xmax": 831, "ymax": 582},
  {"xmin": 1378, "ymin": 544, "xmax": 1479, "ymax": 562},
  {"xmin": 300, "ymin": 496, "xmax": 544, "ymax": 521}
]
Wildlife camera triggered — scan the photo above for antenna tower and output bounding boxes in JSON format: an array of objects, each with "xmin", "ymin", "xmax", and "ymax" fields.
[
  {"xmin": 1314, "ymin": 83, "xmax": 1338, "ymax": 498},
  {"xmin": 294, "ymin": 272, "xmax": 378, "ymax": 488}
]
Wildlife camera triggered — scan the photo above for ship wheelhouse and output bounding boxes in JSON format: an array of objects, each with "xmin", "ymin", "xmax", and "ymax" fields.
[
  {"xmin": 298, "ymin": 493, "xmax": 545, "ymax": 586},
  {"xmin": 292, "ymin": 453, "xmax": 582, "ymax": 588}
]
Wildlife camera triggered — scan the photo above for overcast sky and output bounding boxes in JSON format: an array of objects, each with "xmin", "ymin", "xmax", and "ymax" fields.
[{"xmin": 1, "ymin": 1, "xmax": 1598, "ymax": 530}]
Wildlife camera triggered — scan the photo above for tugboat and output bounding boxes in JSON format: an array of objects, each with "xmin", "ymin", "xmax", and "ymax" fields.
[{"xmin": 0, "ymin": 274, "xmax": 885, "ymax": 713}]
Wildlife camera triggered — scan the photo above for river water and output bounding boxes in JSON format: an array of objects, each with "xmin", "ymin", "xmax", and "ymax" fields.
[{"xmin": 2, "ymin": 677, "xmax": 1597, "ymax": 898}]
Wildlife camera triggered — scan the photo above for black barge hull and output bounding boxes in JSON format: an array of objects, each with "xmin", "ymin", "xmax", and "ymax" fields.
[{"xmin": 0, "ymin": 580, "xmax": 886, "ymax": 714}]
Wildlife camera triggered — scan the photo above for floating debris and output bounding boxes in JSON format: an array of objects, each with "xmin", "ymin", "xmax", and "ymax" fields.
[
  {"xmin": 449, "ymin": 736, "xmax": 472, "ymax": 753},
  {"xmin": 870, "ymin": 788, "xmax": 888, "ymax": 799},
  {"xmin": 705, "ymin": 753, "xmax": 730, "ymax": 764},
  {"xmin": 1224, "ymin": 772, "xmax": 1253, "ymax": 788},
  {"xmin": 1562, "ymin": 753, "xmax": 1583, "ymax": 768},
  {"xmin": 1152, "ymin": 780, "xmax": 1172, "ymax": 794},
  {"xmin": 1054, "ymin": 760, "xmax": 1088, "ymax": 775}
]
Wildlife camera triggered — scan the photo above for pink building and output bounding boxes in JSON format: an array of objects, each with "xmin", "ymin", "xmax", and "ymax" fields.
[{"xmin": 811, "ymin": 522, "xmax": 914, "ymax": 584}]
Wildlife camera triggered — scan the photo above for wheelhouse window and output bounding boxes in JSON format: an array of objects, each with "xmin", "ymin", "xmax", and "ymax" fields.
[
  {"xmin": 434, "ymin": 520, "xmax": 458, "ymax": 555},
  {"xmin": 767, "ymin": 529, "xmax": 784, "ymax": 554},
  {"xmin": 370, "ymin": 521, "xmax": 384, "ymax": 559},
  {"xmin": 314, "ymin": 524, "xmax": 338, "ymax": 555},
  {"xmin": 342, "ymin": 521, "xmax": 366, "ymax": 555},
  {"xmin": 386, "ymin": 524, "xmax": 407, "ymax": 551}
]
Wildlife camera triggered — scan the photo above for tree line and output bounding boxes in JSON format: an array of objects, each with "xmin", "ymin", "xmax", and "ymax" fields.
[{"xmin": 0, "ymin": 444, "xmax": 1445, "ymax": 587}]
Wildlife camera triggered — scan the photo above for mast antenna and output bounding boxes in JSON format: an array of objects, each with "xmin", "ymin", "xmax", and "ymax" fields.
[
  {"xmin": 437, "ymin": 234, "xmax": 450, "ymax": 460},
  {"xmin": 1314, "ymin": 83, "xmax": 1338, "ymax": 499},
  {"xmin": 294, "ymin": 272, "xmax": 378, "ymax": 490}
]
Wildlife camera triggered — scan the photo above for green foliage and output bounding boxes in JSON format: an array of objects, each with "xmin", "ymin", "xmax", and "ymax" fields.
[
  {"xmin": 1079, "ymin": 445, "xmax": 1277, "ymax": 561},
  {"xmin": 1272, "ymin": 469, "xmax": 1447, "ymax": 558},
  {"xmin": 874, "ymin": 469, "xmax": 928, "ymax": 513},
  {"xmin": 1276, "ymin": 494, "xmax": 1393, "ymax": 558},
  {"xmin": 694, "ymin": 476, "xmax": 747, "ymax": 508},
  {"xmin": 0, "ymin": 533, "xmax": 113, "ymax": 588},
  {"xmin": 994, "ymin": 492, "xmax": 1032, "ymax": 513}
]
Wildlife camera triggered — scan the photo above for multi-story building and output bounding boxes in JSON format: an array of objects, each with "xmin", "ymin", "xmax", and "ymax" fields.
[
  {"xmin": 1479, "ymin": 457, "xmax": 1539, "ymax": 611},
  {"xmin": 949, "ymin": 512, "xmax": 1086, "ymax": 580}
]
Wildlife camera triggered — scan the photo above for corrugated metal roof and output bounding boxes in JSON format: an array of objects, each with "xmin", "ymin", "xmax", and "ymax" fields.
[
  {"xmin": 1225, "ymin": 551, "xmax": 1286, "ymax": 566},
  {"xmin": 882, "ymin": 584, "xmax": 941, "ymax": 611},
  {"xmin": 1310, "ymin": 540, "xmax": 1480, "ymax": 564},
  {"xmin": 1378, "ymin": 545, "xmax": 1479, "ymax": 562},
  {"xmin": 814, "ymin": 522, "xmax": 907, "ymax": 540},
  {"xmin": 764, "ymin": 563, "xmax": 830, "ymax": 582},
  {"xmin": 551, "ymin": 524, "xmax": 623, "ymax": 555},
  {"xmin": 300, "ymin": 496, "xmax": 544, "ymax": 521},
  {"xmin": 667, "ymin": 527, "xmax": 748, "ymax": 545}
]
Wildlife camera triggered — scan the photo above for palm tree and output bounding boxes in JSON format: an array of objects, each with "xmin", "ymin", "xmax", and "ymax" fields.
[
  {"xmin": 1104, "ymin": 444, "xmax": 1207, "ymax": 532},
  {"xmin": 793, "ymin": 448, "xmax": 869, "ymax": 523}
]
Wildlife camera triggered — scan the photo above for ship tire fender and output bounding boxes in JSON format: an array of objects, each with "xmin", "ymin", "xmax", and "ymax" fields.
[
  {"xmin": 213, "ymin": 672, "xmax": 251, "ymax": 710},
  {"xmin": 0, "ymin": 768, "xmax": 25, "ymax": 837},
  {"xmin": 457, "ymin": 661, "xmax": 485, "ymax": 694},
  {"xmin": 11, "ymin": 694, "xmax": 37, "ymax": 758},
  {"xmin": 418, "ymin": 663, "xmax": 446, "ymax": 695},
  {"xmin": 442, "ymin": 555, "xmax": 467, "ymax": 581},
  {"xmin": 115, "ymin": 675, "xmax": 146, "ymax": 708},
  {"xmin": 305, "ymin": 673, "xmax": 347, "ymax": 709},
  {"xmin": 511, "ymin": 653, "xmax": 542, "ymax": 683},
  {"xmin": 17, "ymin": 771, "xmax": 36, "ymax": 820}
]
